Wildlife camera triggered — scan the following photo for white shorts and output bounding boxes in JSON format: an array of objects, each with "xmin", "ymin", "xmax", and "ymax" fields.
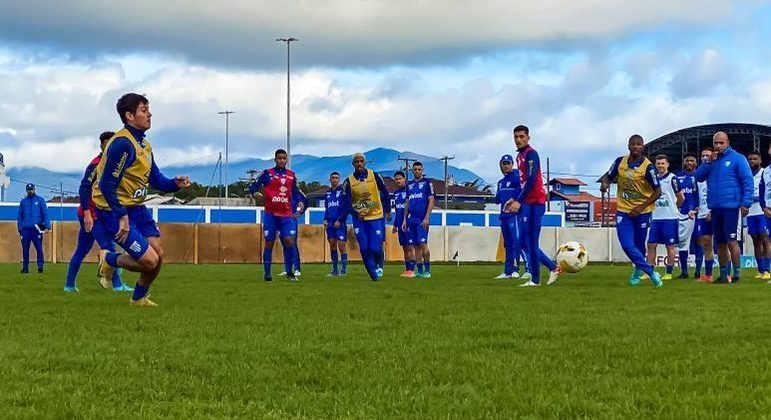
[{"xmin": 677, "ymin": 216, "xmax": 695, "ymax": 251}]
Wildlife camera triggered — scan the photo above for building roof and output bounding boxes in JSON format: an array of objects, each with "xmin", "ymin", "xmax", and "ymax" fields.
[
  {"xmin": 549, "ymin": 177, "xmax": 587, "ymax": 187},
  {"xmin": 549, "ymin": 190, "xmax": 601, "ymax": 202}
]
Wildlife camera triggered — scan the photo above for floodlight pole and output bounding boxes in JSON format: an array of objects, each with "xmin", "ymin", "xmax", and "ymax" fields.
[
  {"xmin": 276, "ymin": 37, "xmax": 299, "ymax": 164},
  {"xmin": 439, "ymin": 155, "xmax": 455, "ymax": 210},
  {"xmin": 218, "ymin": 110, "xmax": 235, "ymax": 201}
]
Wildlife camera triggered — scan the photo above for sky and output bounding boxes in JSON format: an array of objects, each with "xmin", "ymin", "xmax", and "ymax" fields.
[{"xmin": 1, "ymin": 0, "xmax": 771, "ymax": 189}]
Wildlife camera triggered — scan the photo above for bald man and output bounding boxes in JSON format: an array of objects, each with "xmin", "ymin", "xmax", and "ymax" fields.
[{"xmin": 694, "ymin": 132, "xmax": 753, "ymax": 283}]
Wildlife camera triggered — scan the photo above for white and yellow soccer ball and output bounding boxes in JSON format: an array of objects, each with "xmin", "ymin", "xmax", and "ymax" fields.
[{"xmin": 555, "ymin": 241, "xmax": 589, "ymax": 273}]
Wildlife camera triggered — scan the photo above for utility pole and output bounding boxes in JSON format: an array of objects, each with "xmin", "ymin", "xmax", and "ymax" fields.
[
  {"xmin": 396, "ymin": 156, "xmax": 417, "ymax": 182},
  {"xmin": 438, "ymin": 155, "xmax": 455, "ymax": 210},
  {"xmin": 276, "ymin": 37, "xmax": 299, "ymax": 163},
  {"xmin": 218, "ymin": 110, "xmax": 235, "ymax": 202}
]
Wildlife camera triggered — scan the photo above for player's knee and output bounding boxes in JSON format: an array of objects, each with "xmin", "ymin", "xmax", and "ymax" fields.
[{"xmin": 139, "ymin": 250, "xmax": 160, "ymax": 271}]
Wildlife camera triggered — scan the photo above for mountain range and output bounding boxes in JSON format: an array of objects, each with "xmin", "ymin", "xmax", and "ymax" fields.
[{"xmin": 1, "ymin": 148, "xmax": 485, "ymax": 201}]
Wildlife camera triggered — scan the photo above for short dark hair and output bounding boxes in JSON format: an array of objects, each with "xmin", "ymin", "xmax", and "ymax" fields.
[
  {"xmin": 116, "ymin": 93, "xmax": 148, "ymax": 124},
  {"xmin": 655, "ymin": 154, "xmax": 669, "ymax": 162},
  {"xmin": 99, "ymin": 131, "xmax": 115, "ymax": 142},
  {"xmin": 629, "ymin": 134, "xmax": 644, "ymax": 143},
  {"xmin": 748, "ymin": 151, "xmax": 761, "ymax": 158},
  {"xmin": 683, "ymin": 153, "xmax": 698, "ymax": 160},
  {"xmin": 275, "ymin": 149, "xmax": 287, "ymax": 157},
  {"xmin": 702, "ymin": 146, "xmax": 713, "ymax": 152},
  {"xmin": 513, "ymin": 125, "xmax": 529, "ymax": 135},
  {"xmin": 330, "ymin": 171, "xmax": 339, "ymax": 177},
  {"xmin": 394, "ymin": 171, "xmax": 405, "ymax": 178},
  {"xmin": 412, "ymin": 161, "xmax": 423, "ymax": 168}
]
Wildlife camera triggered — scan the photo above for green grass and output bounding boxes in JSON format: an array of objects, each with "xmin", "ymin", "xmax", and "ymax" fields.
[{"xmin": 1, "ymin": 262, "xmax": 770, "ymax": 419}]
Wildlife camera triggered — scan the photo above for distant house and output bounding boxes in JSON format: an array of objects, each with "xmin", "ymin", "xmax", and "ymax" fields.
[
  {"xmin": 548, "ymin": 177, "xmax": 617, "ymax": 225},
  {"xmin": 548, "ymin": 178, "xmax": 600, "ymax": 203}
]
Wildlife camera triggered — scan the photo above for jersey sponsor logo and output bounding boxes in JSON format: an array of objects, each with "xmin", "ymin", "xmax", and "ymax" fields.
[
  {"xmin": 327, "ymin": 200, "xmax": 340, "ymax": 207},
  {"xmin": 409, "ymin": 192, "xmax": 424, "ymax": 200},
  {"xmin": 280, "ymin": 177, "xmax": 286, "ymax": 185},
  {"xmin": 271, "ymin": 196, "xmax": 290, "ymax": 203},
  {"xmin": 129, "ymin": 241, "xmax": 142, "ymax": 254},
  {"xmin": 279, "ymin": 186, "xmax": 288, "ymax": 193},
  {"xmin": 113, "ymin": 152, "xmax": 128, "ymax": 178},
  {"xmin": 132, "ymin": 187, "xmax": 148, "ymax": 199}
]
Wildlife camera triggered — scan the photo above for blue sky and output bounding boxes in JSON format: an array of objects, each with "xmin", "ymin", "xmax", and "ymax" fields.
[{"xmin": 0, "ymin": 0, "xmax": 770, "ymax": 189}]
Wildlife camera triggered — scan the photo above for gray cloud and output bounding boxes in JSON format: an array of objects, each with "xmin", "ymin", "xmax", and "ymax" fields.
[{"xmin": 0, "ymin": 0, "xmax": 757, "ymax": 70}]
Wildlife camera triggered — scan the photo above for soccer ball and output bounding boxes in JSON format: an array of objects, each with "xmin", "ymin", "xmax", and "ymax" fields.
[{"xmin": 556, "ymin": 241, "xmax": 589, "ymax": 273}]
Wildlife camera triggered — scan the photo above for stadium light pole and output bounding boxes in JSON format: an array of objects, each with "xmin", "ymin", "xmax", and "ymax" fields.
[
  {"xmin": 218, "ymin": 110, "xmax": 235, "ymax": 201},
  {"xmin": 276, "ymin": 37, "xmax": 299, "ymax": 164},
  {"xmin": 439, "ymin": 155, "xmax": 455, "ymax": 210}
]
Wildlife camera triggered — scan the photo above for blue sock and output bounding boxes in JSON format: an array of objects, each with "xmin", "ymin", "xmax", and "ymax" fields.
[
  {"xmin": 417, "ymin": 263, "xmax": 424, "ymax": 274},
  {"xmin": 720, "ymin": 266, "xmax": 728, "ymax": 280},
  {"xmin": 424, "ymin": 261, "xmax": 431, "ymax": 273},
  {"xmin": 733, "ymin": 264, "xmax": 741, "ymax": 278},
  {"xmin": 678, "ymin": 251, "xmax": 688, "ymax": 275},
  {"xmin": 111, "ymin": 268, "xmax": 123, "ymax": 288},
  {"xmin": 341, "ymin": 253, "xmax": 348, "ymax": 273},
  {"xmin": 761, "ymin": 257, "xmax": 768, "ymax": 273},
  {"xmin": 705, "ymin": 259, "xmax": 714, "ymax": 276},
  {"xmin": 263, "ymin": 248, "xmax": 272, "ymax": 277},
  {"xmin": 331, "ymin": 250, "xmax": 339, "ymax": 273},
  {"xmin": 666, "ymin": 265, "xmax": 674, "ymax": 274},
  {"xmin": 105, "ymin": 252, "xmax": 120, "ymax": 267},
  {"xmin": 132, "ymin": 283, "xmax": 149, "ymax": 301},
  {"xmin": 404, "ymin": 260, "xmax": 409, "ymax": 270},
  {"xmin": 294, "ymin": 248, "xmax": 301, "ymax": 272},
  {"xmin": 283, "ymin": 246, "xmax": 294, "ymax": 274},
  {"xmin": 695, "ymin": 256, "xmax": 703, "ymax": 276},
  {"xmin": 408, "ymin": 260, "xmax": 416, "ymax": 271}
]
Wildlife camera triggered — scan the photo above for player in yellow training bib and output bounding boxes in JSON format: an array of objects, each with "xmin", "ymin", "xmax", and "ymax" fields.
[{"xmin": 93, "ymin": 93, "xmax": 190, "ymax": 307}]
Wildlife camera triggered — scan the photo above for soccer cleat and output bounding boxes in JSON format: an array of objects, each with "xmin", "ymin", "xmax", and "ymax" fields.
[
  {"xmin": 628, "ymin": 269, "xmax": 641, "ymax": 286},
  {"xmin": 20, "ymin": 269, "xmax": 28, "ymax": 274},
  {"xmin": 547, "ymin": 266, "xmax": 563, "ymax": 285},
  {"xmin": 327, "ymin": 271, "xmax": 339, "ymax": 277},
  {"xmin": 519, "ymin": 280, "xmax": 540, "ymax": 287},
  {"xmin": 63, "ymin": 286, "xmax": 79, "ymax": 293},
  {"xmin": 651, "ymin": 271, "xmax": 664, "ymax": 287},
  {"xmin": 339, "ymin": 271, "xmax": 347, "ymax": 276},
  {"xmin": 763, "ymin": 272, "xmax": 771, "ymax": 280},
  {"xmin": 98, "ymin": 250, "xmax": 114, "ymax": 283},
  {"xmin": 698, "ymin": 275, "xmax": 713, "ymax": 283},
  {"xmin": 422, "ymin": 272, "xmax": 432, "ymax": 279},
  {"xmin": 661, "ymin": 273, "xmax": 673, "ymax": 281},
  {"xmin": 113, "ymin": 284, "xmax": 134, "ymax": 292},
  {"xmin": 278, "ymin": 271, "xmax": 287, "ymax": 276},
  {"xmin": 37, "ymin": 268, "xmax": 43, "ymax": 273},
  {"xmin": 287, "ymin": 272, "xmax": 298, "ymax": 282},
  {"xmin": 521, "ymin": 272, "xmax": 533, "ymax": 281},
  {"xmin": 494, "ymin": 273, "xmax": 513, "ymax": 279},
  {"xmin": 678, "ymin": 273, "xmax": 689, "ymax": 279},
  {"xmin": 376, "ymin": 268, "xmax": 384, "ymax": 278},
  {"xmin": 98, "ymin": 276, "xmax": 111, "ymax": 290},
  {"xmin": 130, "ymin": 295, "xmax": 158, "ymax": 307},
  {"xmin": 294, "ymin": 270, "xmax": 302, "ymax": 277},
  {"xmin": 729, "ymin": 276, "xmax": 740, "ymax": 284},
  {"xmin": 400, "ymin": 270, "xmax": 415, "ymax": 278},
  {"xmin": 414, "ymin": 272, "xmax": 425, "ymax": 278},
  {"xmin": 511, "ymin": 271, "xmax": 521, "ymax": 279},
  {"xmin": 264, "ymin": 274, "xmax": 273, "ymax": 282},
  {"xmin": 754, "ymin": 272, "xmax": 763, "ymax": 279}
]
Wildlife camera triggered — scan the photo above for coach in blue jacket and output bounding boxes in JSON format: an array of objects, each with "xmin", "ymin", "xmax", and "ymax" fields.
[
  {"xmin": 694, "ymin": 131, "xmax": 753, "ymax": 283},
  {"xmin": 17, "ymin": 183, "xmax": 50, "ymax": 273}
]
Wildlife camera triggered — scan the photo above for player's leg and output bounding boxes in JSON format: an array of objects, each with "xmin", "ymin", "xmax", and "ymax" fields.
[
  {"xmin": 617, "ymin": 213, "xmax": 655, "ymax": 284},
  {"xmin": 646, "ymin": 221, "xmax": 660, "ymax": 267},
  {"xmin": 292, "ymin": 219, "xmax": 301, "ymax": 274},
  {"xmin": 677, "ymin": 217, "xmax": 694, "ymax": 278},
  {"xmin": 327, "ymin": 236, "xmax": 339, "ymax": 275},
  {"xmin": 262, "ymin": 214, "xmax": 279, "ymax": 281},
  {"xmin": 418, "ymin": 224, "xmax": 430, "ymax": 277},
  {"xmin": 724, "ymin": 209, "xmax": 742, "ymax": 282},
  {"xmin": 353, "ymin": 219, "xmax": 377, "ymax": 280},
  {"xmin": 370, "ymin": 219, "xmax": 386, "ymax": 277},
  {"xmin": 519, "ymin": 204, "xmax": 545, "ymax": 285},
  {"xmin": 92, "ymin": 221, "xmax": 128, "ymax": 290},
  {"xmin": 31, "ymin": 229, "xmax": 44, "ymax": 272},
  {"xmin": 664, "ymin": 244, "xmax": 676, "ymax": 278},
  {"xmin": 338, "ymin": 226, "xmax": 349, "ymax": 275},
  {"xmin": 711, "ymin": 210, "xmax": 731, "ymax": 282},
  {"xmin": 20, "ymin": 228, "xmax": 32, "ymax": 273},
  {"xmin": 377, "ymin": 219, "xmax": 386, "ymax": 271},
  {"xmin": 499, "ymin": 220, "xmax": 514, "ymax": 277},
  {"xmin": 65, "ymin": 219, "xmax": 95, "ymax": 290},
  {"xmin": 279, "ymin": 218, "xmax": 297, "ymax": 280}
]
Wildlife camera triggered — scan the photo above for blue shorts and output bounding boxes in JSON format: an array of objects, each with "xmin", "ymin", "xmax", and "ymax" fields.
[
  {"xmin": 325, "ymin": 222, "xmax": 347, "ymax": 241},
  {"xmin": 407, "ymin": 221, "xmax": 429, "ymax": 245},
  {"xmin": 648, "ymin": 219, "xmax": 678, "ymax": 245},
  {"xmin": 396, "ymin": 225, "xmax": 409, "ymax": 246},
  {"xmin": 263, "ymin": 213, "xmax": 296, "ymax": 242},
  {"xmin": 695, "ymin": 218, "xmax": 713, "ymax": 237},
  {"xmin": 747, "ymin": 214, "xmax": 768, "ymax": 236},
  {"xmin": 279, "ymin": 218, "xmax": 299, "ymax": 239},
  {"xmin": 80, "ymin": 215, "xmax": 115, "ymax": 251},
  {"xmin": 711, "ymin": 208, "xmax": 740, "ymax": 244},
  {"xmin": 96, "ymin": 206, "xmax": 159, "ymax": 260}
]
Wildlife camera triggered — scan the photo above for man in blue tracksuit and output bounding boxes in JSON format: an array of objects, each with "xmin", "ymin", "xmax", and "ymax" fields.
[
  {"xmin": 693, "ymin": 131, "xmax": 753, "ymax": 283},
  {"xmin": 17, "ymin": 183, "xmax": 51, "ymax": 273},
  {"xmin": 493, "ymin": 154, "xmax": 522, "ymax": 279}
]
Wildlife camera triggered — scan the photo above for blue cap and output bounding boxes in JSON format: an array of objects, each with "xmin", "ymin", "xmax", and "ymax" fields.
[
  {"xmin": 500, "ymin": 154, "xmax": 514, "ymax": 163},
  {"xmin": 25, "ymin": 183, "xmax": 34, "ymax": 190}
]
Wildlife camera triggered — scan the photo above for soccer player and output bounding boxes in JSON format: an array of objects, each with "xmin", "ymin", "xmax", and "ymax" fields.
[
  {"xmin": 599, "ymin": 134, "xmax": 664, "ymax": 287},
  {"xmin": 323, "ymin": 171, "xmax": 348, "ymax": 276},
  {"xmin": 693, "ymin": 132, "xmax": 753, "ymax": 283},
  {"xmin": 17, "ymin": 183, "xmax": 50, "ymax": 274},
  {"xmin": 65, "ymin": 131, "xmax": 131, "ymax": 293},
  {"xmin": 336, "ymin": 153, "xmax": 391, "ymax": 281},
  {"xmin": 646, "ymin": 155, "xmax": 684, "ymax": 280},
  {"xmin": 92, "ymin": 93, "xmax": 191, "ymax": 306},
  {"xmin": 760, "ymin": 145, "xmax": 771, "ymax": 283},
  {"xmin": 747, "ymin": 152, "xmax": 770, "ymax": 279},
  {"xmin": 392, "ymin": 171, "xmax": 414, "ymax": 277},
  {"xmin": 402, "ymin": 161, "xmax": 435, "ymax": 278},
  {"xmin": 493, "ymin": 154, "xmax": 521, "ymax": 279},
  {"xmin": 249, "ymin": 149, "xmax": 305, "ymax": 282},
  {"xmin": 694, "ymin": 148, "xmax": 715, "ymax": 282},
  {"xmin": 675, "ymin": 153, "xmax": 699, "ymax": 278},
  {"xmin": 504, "ymin": 125, "xmax": 561, "ymax": 286}
]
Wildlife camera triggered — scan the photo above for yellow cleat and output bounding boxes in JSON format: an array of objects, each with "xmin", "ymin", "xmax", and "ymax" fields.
[
  {"xmin": 98, "ymin": 277, "xmax": 111, "ymax": 290},
  {"xmin": 661, "ymin": 273, "xmax": 673, "ymax": 281},
  {"xmin": 130, "ymin": 295, "xmax": 158, "ymax": 307},
  {"xmin": 754, "ymin": 272, "xmax": 763, "ymax": 279},
  {"xmin": 763, "ymin": 272, "xmax": 771, "ymax": 280},
  {"xmin": 98, "ymin": 250, "xmax": 115, "ymax": 284}
]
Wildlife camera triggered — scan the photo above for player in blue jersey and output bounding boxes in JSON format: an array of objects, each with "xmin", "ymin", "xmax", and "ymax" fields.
[
  {"xmin": 249, "ymin": 149, "xmax": 305, "ymax": 282},
  {"xmin": 599, "ymin": 134, "xmax": 663, "ymax": 287},
  {"xmin": 280, "ymin": 192, "xmax": 308, "ymax": 277},
  {"xmin": 675, "ymin": 153, "xmax": 700, "ymax": 278},
  {"xmin": 747, "ymin": 152, "xmax": 770, "ymax": 280},
  {"xmin": 323, "ymin": 171, "xmax": 348, "ymax": 276},
  {"xmin": 402, "ymin": 162, "xmax": 435, "ymax": 278},
  {"xmin": 646, "ymin": 155, "xmax": 684, "ymax": 280},
  {"xmin": 694, "ymin": 148, "xmax": 715, "ymax": 282},
  {"xmin": 392, "ymin": 171, "xmax": 415, "ymax": 277},
  {"xmin": 336, "ymin": 153, "xmax": 392, "ymax": 281},
  {"xmin": 493, "ymin": 154, "xmax": 522, "ymax": 279},
  {"xmin": 760, "ymin": 146, "xmax": 771, "ymax": 283}
]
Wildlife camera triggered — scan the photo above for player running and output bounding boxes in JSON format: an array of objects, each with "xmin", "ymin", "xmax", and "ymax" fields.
[
  {"xmin": 249, "ymin": 149, "xmax": 306, "ymax": 282},
  {"xmin": 323, "ymin": 171, "xmax": 348, "ymax": 277},
  {"xmin": 402, "ymin": 161, "xmax": 435, "ymax": 278},
  {"xmin": 336, "ymin": 153, "xmax": 391, "ymax": 281},
  {"xmin": 493, "ymin": 154, "xmax": 522, "ymax": 279},
  {"xmin": 65, "ymin": 131, "xmax": 130, "ymax": 293},
  {"xmin": 93, "ymin": 93, "xmax": 191, "ymax": 306},
  {"xmin": 599, "ymin": 134, "xmax": 664, "ymax": 287}
]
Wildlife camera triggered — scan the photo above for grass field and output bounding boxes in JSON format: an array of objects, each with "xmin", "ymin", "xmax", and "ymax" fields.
[{"xmin": 1, "ymin": 262, "xmax": 770, "ymax": 419}]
